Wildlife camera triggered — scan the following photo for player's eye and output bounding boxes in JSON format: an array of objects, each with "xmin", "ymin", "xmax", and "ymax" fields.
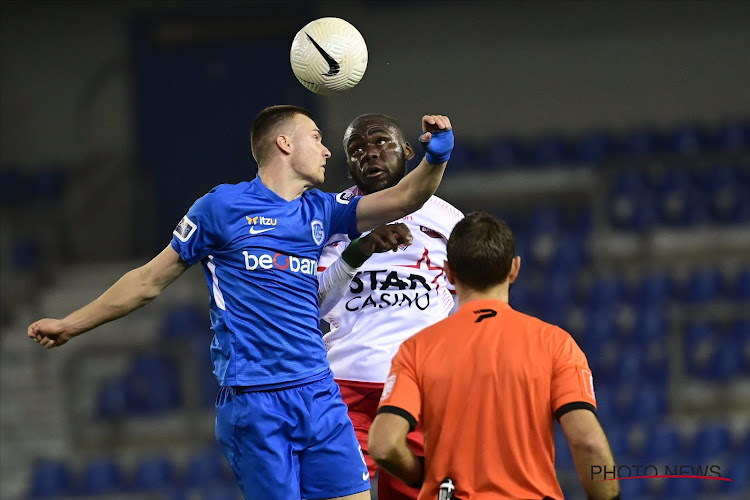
[{"xmin": 376, "ymin": 138, "xmax": 387, "ymax": 145}]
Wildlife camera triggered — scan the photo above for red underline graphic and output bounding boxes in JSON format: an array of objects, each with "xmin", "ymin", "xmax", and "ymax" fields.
[{"xmin": 601, "ymin": 475, "xmax": 732, "ymax": 482}]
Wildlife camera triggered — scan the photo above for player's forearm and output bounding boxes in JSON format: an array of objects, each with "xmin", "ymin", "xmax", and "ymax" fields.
[
  {"xmin": 371, "ymin": 442, "xmax": 424, "ymax": 488},
  {"xmin": 398, "ymin": 157, "xmax": 447, "ymax": 214},
  {"xmin": 570, "ymin": 442, "xmax": 620, "ymax": 500},
  {"xmin": 60, "ymin": 267, "xmax": 164, "ymax": 337}
]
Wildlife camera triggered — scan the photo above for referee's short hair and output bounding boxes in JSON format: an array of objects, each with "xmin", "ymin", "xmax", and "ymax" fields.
[{"xmin": 447, "ymin": 212, "xmax": 516, "ymax": 291}]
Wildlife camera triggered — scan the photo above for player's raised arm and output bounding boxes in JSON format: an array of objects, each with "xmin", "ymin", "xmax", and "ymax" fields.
[
  {"xmin": 355, "ymin": 115, "xmax": 453, "ymax": 232},
  {"xmin": 27, "ymin": 245, "xmax": 190, "ymax": 348}
]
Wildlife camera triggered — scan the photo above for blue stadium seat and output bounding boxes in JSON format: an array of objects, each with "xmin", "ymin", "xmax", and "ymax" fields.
[
  {"xmin": 730, "ymin": 319, "xmax": 750, "ymax": 372},
  {"xmin": 11, "ymin": 238, "xmax": 40, "ymax": 272},
  {"xmin": 711, "ymin": 339, "xmax": 743, "ymax": 380},
  {"xmin": 661, "ymin": 476, "xmax": 702, "ymax": 500},
  {"xmin": 575, "ymin": 131, "xmax": 619, "ymax": 165},
  {"xmin": 605, "ymin": 425, "xmax": 629, "ymax": 458},
  {"xmin": 668, "ymin": 124, "xmax": 713, "ymax": 155},
  {"xmin": 445, "ymin": 143, "xmax": 475, "ymax": 170},
  {"xmin": 125, "ymin": 353, "xmax": 183, "ymax": 414},
  {"xmin": 642, "ymin": 338, "xmax": 669, "ymax": 379},
  {"xmin": 81, "ymin": 456, "xmax": 123, "ymax": 495},
  {"xmin": 609, "ymin": 192, "xmax": 658, "ymax": 232},
  {"xmin": 690, "ymin": 422, "xmax": 732, "ymax": 460},
  {"xmin": 163, "ymin": 302, "xmax": 210, "ymax": 339},
  {"xmin": 682, "ymin": 267, "xmax": 722, "ymax": 303},
  {"xmin": 643, "ymin": 423, "xmax": 683, "ymax": 461},
  {"xmin": 549, "ymin": 235, "xmax": 587, "ymax": 274},
  {"xmin": 593, "ymin": 387, "xmax": 617, "ymax": 424},
  {"xmin": 197, "ymin": 482, "xmax": 242, "ymax": 500},
  {"xmin": 526, "ymin": 135, "xmax": 573, "ymax": 167},
  {"xmin": 28, "ymin": 458, "xmax": 74, "ymax": 498},
  {"xmin": 684, "ymin": 321, "xmax": 720, "ymax": 378},
  {"xmin": 622, "ymin": 127, "xmax": 666, "ymax": 157},
  {"xmin": 727, "ymin": 267, "xmax": 750, "ymax": 301},
  {"xmin": 658, "ymin": 186, "xmax": 708, "ymax": 227},
  {"xmin": 610, "ymin": 169, "xmax": 649, "ymax": 194},
  {"xmin": 582, "ymin": 311, "xmax": 617, "ymax": 349},
  {"xmin": 625, "ymin": 384, "xmax": 666, "ymax": 421},
  {"xmin": 185, "ymin": 448, "xmax": 231, "ymax": 487},
  {"xmin": 635, "ymin": 272, "xmax": 674, "ymax": 306},
  {"xmin": 653, "ymin": 167, "xmax": 694, "ymax": 193},
  {"xmin": 588, "ymin": 274, "xmax": 624, "ymax": 309},
  {"xmin": 134, "ymin": 455, "xmax": 177, "ymax": 492},
  {"xmin": 487, "ymin": 137, "xmax": 524, "ymax": 168},
  {"xmin": 96, "ymin": 376, "xmax": 129, "ymax": 418},
  {"xmin": 0, "ymin": 170, "xmax": 29, "ymax": 205},
  {"xmin": 618, "ymin": 477, "xmax": 647, "ymax": 499},
  {"xmin": 634, "ymin": 306, "xmax": 669, "ymax": 341},
  {"xmin": 32, "ymin": 168, "xmax": 66, "ymax": 200},
  {"xmin": 721, "ymin": 457, "xmax": 750, "ymax": 494},
  {"xmin": 617, "ymin": 346, "xmax": 644, "ymax": 383},
  {"xmin": 554, "ymin": 424, "xmax": 574, "ymax": 468},
  {"xmin": 714, "ymin": 120, "xmax": 750, "ymax": 151},
  {"xmin": 529, "ymin": 205, "xmax": 564, "ymax": 236}
]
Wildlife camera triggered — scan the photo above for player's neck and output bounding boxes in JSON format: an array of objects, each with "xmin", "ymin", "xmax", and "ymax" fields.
[
  {"xmin": 257, "ymin": 166, "xmax": 309, "ymax": 201},
  {"xmin": 454, "ymin": 283, "xmax": 509, "ymax": 306}
]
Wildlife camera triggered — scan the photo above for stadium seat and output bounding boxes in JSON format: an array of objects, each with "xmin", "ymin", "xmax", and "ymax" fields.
[
  {"xmin": 684, "ymin": 321, "xmax": 720, "ymax": 378},
  {"xmin": 81, "ymin": 456, "xmax": 123, "ymax": 495},
  {"xmin": 617, "ymin": 477, "xmax": 647, "ymax": 499},
  {"xmin": 730, "ymin": 319, "xmax": 750, "ymax": 371},
  {"xmin": 643, "ymin": 423, "xmax": 683, "ymax": 461},
  {"xmin": 96, "ymin": 376, "xmax": 129, "ymax": 419},
  {"xmin": 711, "ymin": 339, "xmax": 743, "ymax": 380},
  {"xmin": 626, "ymin": 384, "xmax": 666, "ymax": 421},
  {"xmin": 660, "ymin": 476, "xmax": 702, "ymax": 500},
  {"xmin": 134, "ymin": 455, "xmax": 177, "ymax": 492},
  {"xmin": 658, "ymin": 186, "xmax": 708, "ymax": 227},
  {"xmin": 11, "ymin": 238, "xmax": 40, "ymax": 272},
  {"xmin": 587, "ymin": 274, "xmax": 624, "ymax": 309},
  {"xmin": 0, "ymin": 170, "xmax": 29, "ymax": 205},
  {"xmin": 185, "ymin": 448, "xmax": 231, "ymax": 487},
  {"xmin": 727, "ymin": 267, "xmax": 750, "ymax": 301},
  {"xmin": 622, "ymin": 127, "xmax": 666, "ymax": 157},
  {"xmin": 549, "ymin": 235, "xmax": 587, "ymax": 275},
  {"xmin": 197, "ymin": 482, "xmax": 243, "ymax": 500},
  {"xmin": 634, "ymin": 306, "xmax": 669, "ymax": 341},
  {"xmin": 689, "ymin": 422, "xmax": 732, "ymax": 460},
  {"xmin": 634, "ymin": 271, "xmax": 674, "ymax": 306},
  {"xmin": 714, "ymin": 120, "xmax": 750, "ymax": 151},
  {"xmin": 609, "ymin": 192, "xmax": 658, "ymax": 232},
  {"xmin": 526, "ymin": 135, "xmax": 573, "ymax": 167},
  {"xmin": 125, "ymin": 353, "xmax": 183, "ymax": 413},
  {"xmin": 617, "ymin": 346, "xmax": 644, "ymax": 383},
  {"xmin": 28, "ymin": 458, "xmax": 74, "ymax": 498},
  {"xmin": 554, "ymin": 425, "xmax": 574, "ymax": 468},
  {"xmin": 682, "ymin": 267, "xmax": 722, "ymax": 303},
  {"xmin": 582, "ymin": 311, "xmax": 617, "ymax": 349},
  {"xmin": 487, "ymin": 137, "xmax": 524, "ymax": 168},
  {"xmin": 641, "ymin": 337, "xmax": 669, "ymax": 379},
  {"xmin": 720, "ymin": 457, "xmax": 750, "ymax": 494},
  {"xmin": 668, "ymin": 124, "xmax": 712, "ymax": 155},
  {"xmin": 32, "ymin": 168, "xmax": 66, "ymax": 200},
  {"xmin": 575, "ymin": 131, "xmax": 619, "ymax": 165},
  {"xmin": 163, "ymin": 302, "xmax": 210, "ymax": 339}
]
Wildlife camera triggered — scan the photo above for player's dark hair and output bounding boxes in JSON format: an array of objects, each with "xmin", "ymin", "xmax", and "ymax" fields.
[
  {"xmin": 447, "ymin": 212, "xmax": 515, "ymax": 291},
  {"xmin": 251, "ymin": 105, "xmax": 316, "ymax": 164}
]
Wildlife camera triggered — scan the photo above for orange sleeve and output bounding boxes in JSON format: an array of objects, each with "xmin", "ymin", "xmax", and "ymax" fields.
[
  {"xmin": 550, "ymin": 328, "xmax": 597, "ymax": 420},
  {"xmin": 377, "ymin": 339, "xmax": 421, "ymax": 431}
]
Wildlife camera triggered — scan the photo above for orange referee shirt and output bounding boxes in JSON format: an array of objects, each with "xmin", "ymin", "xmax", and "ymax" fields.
[{"xmin": 378, "ymin": 300, "xmax": 597, "ymax": 500}]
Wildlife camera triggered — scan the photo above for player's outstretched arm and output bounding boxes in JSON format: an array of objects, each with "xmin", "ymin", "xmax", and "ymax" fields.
[
  {"xmin": 559, "ymin": 409, "xmax": 621, "ymax": 500},
  {"xmin": 355, "ymin": 115, "xmax": 453, "ymax": 232},
  {"xmin": 27, "ymin": 245, "xmax": 190, "ymax": 349},
  {"xmin": 318, "ymin": 223, "xmax": 412, "ymax": 317}
]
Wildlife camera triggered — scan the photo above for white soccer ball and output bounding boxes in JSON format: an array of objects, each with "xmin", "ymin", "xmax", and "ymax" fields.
[{"xmin": 290, "ymin": 17, "xmax": 368, "ymax": 95}]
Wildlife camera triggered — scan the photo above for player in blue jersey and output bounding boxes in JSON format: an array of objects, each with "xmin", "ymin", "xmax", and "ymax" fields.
[{"xmin": 27, "ymin": 105, "xmax": 454, "ymax": 500}]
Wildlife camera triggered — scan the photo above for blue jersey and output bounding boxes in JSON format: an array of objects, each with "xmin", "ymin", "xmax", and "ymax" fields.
[{"xmin": 171, "ymin": 176, "xmax": 361, "ymax": 388}]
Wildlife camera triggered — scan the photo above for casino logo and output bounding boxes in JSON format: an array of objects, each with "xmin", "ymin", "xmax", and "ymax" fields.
[{"xmin": 311, "ymin": 219, "xmax": 325, "ymax": 245}]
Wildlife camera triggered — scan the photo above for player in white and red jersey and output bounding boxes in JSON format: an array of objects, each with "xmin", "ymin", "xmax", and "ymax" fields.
[{"xmin": 317, "ymin": 114, "xmax": 463, "ymax": 500}]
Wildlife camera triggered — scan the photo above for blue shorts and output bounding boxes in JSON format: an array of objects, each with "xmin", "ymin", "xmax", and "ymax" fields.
[{"xmin": 215, "ymin": 371, "xmax": 370, "ymax": 499}]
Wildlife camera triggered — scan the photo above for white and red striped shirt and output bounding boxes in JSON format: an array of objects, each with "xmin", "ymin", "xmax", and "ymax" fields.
[{"xmin": 319, "ymin": 186, "xmax": 464, "ymax": 383}]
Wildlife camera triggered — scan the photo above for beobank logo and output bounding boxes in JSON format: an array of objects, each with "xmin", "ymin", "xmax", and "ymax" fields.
[{"xmin": 242, "ymin": 251, "xmax": 317, "ymax": 276}]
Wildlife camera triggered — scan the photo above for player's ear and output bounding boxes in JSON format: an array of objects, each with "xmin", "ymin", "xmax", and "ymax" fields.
[
  {"xmin": 403, "ymin": 141, "xmax": 415, "ymax": 161},
  {"xmin": 276, "ymin": 134, "xmax": 293, "ymax": 155},
  {"xmin": 444, "ymin": 261, "xmax": 455, "ymax": 284},
  {"xmin": 508, "ymin": 256, "xmax": 521, "ymax": 284}
]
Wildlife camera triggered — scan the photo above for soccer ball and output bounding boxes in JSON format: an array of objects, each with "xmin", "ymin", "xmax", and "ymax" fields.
[{"xmin": 290, "ymin": 17, "xmax": 368, "ymax": 95}]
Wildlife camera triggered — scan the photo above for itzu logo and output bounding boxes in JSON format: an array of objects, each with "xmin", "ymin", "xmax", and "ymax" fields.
[
  {"xmin": 311, "ymin": 219, "xmax": 324, "ymax": 245},
  {"xmin": 246, "ymin": 215, "xmax": 277, "ymax": 235}
]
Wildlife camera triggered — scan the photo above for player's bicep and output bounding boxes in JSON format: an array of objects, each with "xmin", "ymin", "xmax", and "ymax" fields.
[
  {"xmin": 378, "ymin": 347, "xmax": 422, "ymax": 430},
  {"xmin": 141, "ymin": 245, "xmax": 191, "ymax": 294}
]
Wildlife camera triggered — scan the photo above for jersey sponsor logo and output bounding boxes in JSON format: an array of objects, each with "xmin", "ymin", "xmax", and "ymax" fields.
[
  {"xmin": 336, "ymin": 191, "xmax": 356, "ymax": 204},
  {"xmin": 242, "ymin": 251, "xmax": 317, "ymax": 276},
  {"xmin": 582, "ymin": 368, "xmax": 596, "ymax": 399},
  {"xmin": 173, "ymin": 215, "xmax": 197, "ymax": 242},
  {"xmin": 311, "ymin": 219, "xmax": 325, "ymax": 245},
  {"xmin": 246, "ymin": 215, "xmax": 277, "ymax": 235},
  {"xmin": 345, "ymin": 269, "xmax": 433, "ymax": 311},
  {"xmin": 473, "ymin": 309, "xmax": 497, "ymax": 323},
  {"xmin": 420, "ymin": 225, "xmax": 445, "ymax": 239},
  {"xmin": 380, "ymin": 374, "xmax": 397, "ymax": 402}
]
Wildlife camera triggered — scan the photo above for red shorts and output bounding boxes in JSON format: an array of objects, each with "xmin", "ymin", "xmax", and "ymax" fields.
[{"xmin": 337, "ymin": 379, "xmax": 423, "ymax": 500}]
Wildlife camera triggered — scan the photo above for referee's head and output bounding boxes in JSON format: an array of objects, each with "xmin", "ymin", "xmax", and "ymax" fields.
[{"xmin": 445, "ymin": 212, "xmax": 520, "ymax": 293}]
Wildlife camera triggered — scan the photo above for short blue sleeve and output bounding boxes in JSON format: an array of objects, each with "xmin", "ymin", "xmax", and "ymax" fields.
[
  {"xmin": 170, "ymin": 189, "xmax": 224, "ymax": 265},
  {"xmin": 327, "ymin": 191, "xmax": 362, "ymax": 239}
]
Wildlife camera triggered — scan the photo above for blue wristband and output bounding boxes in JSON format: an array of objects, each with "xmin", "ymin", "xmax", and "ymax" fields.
[{"xmin": 420, "ymin": 128, "xmax": 454, "ymax": 164}]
